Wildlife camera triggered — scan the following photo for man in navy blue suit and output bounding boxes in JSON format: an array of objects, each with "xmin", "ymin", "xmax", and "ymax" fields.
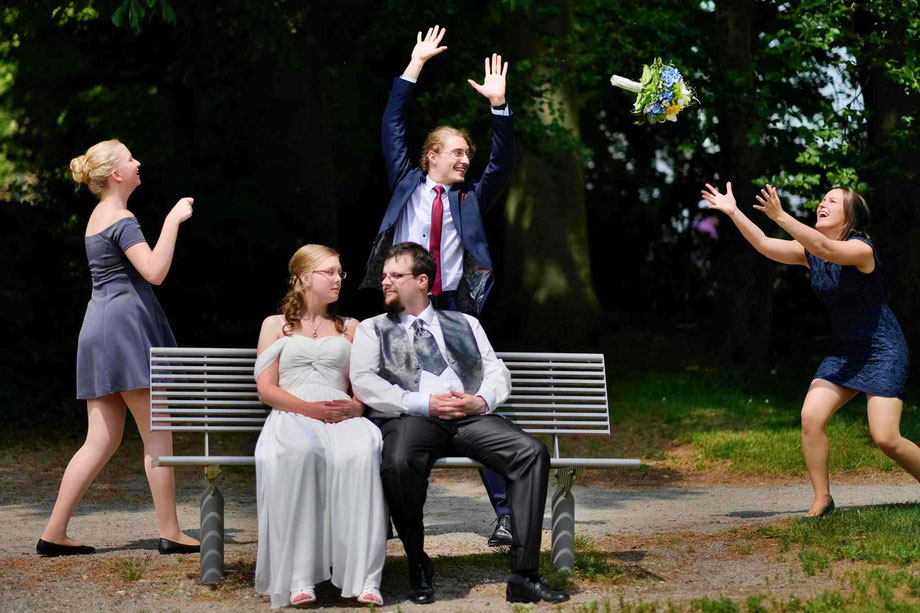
[{"xmin": 359, "ymin": 25, "xmax": 518, "ymax": 550}]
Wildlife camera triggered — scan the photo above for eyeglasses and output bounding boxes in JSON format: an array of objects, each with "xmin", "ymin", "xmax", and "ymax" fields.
[
  {"xmin": 380, "ymin": 272, "xmax": 417, "ymax": 282},
  {"xmin": 441, "ymin": 148, "xmax": 472, "ymax": 161},
  {"xmin": 313, "ymin": 269, "xmax": 347, "ymax": 280}
]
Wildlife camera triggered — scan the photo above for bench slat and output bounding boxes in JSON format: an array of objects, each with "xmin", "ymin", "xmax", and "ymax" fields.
[
  {"xmin": 152, "ymin": 456, "xmax": 637, "ymax": 468},
  {"xmin": 152, "ymin": 365, "xmax": 254, "ymax": 372},
  {"xmin": 151, "ymin": 400, "xmax": 265, "ymax": 407},
  {"xmin": 152, "ymin": 417, "xmax": 267, "ymax": 424}
]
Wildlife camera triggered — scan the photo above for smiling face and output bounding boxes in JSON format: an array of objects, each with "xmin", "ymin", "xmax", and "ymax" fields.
[
  {"xmin": 108, "ymin": 143, "xmax": 142, "ymax": 193},
  {"xmin": 301, "ymin": 255, "xmax": 343, "ymax": 306},
  {"xmin": 427, "ymin": 133, "xmax": 471, "ymax": 185},
  {"xmin": 815, "ymin": 188, "xmax": 848, "ymax": 237}
]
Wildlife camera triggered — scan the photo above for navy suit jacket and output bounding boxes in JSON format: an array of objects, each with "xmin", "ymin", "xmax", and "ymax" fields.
[{"xmin": 360, "ymin": 77, "xmax": 517, "ymax": 313}]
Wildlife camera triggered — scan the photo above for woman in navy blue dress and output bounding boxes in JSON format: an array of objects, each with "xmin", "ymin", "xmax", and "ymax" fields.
[
  {"xmin": 37, "ymin": 140, "xmax": 200, "ymax": 556},
  {"xmin": 701, "ymin": 182, "xmax": 916, "ymax": 519}
]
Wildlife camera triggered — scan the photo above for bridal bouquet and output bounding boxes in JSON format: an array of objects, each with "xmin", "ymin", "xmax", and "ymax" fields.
[{"xmin": 610, "ymin": 58, "xmax": 696, "ymax": 125}]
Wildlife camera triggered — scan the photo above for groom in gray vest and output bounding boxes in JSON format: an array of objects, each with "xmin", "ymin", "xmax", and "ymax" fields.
[{"xmin": 350, "ymin": 242, "xmax": 568, "ymax": 605}]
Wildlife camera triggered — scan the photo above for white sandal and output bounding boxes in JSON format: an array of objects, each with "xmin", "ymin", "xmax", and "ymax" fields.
[
  {"xmin": 290, "ymin": 586, "xmax": 316, "ymax": 607},
  {"xmin": 357, "ymin": 586, "xmax": 383, "ymax": 606}
]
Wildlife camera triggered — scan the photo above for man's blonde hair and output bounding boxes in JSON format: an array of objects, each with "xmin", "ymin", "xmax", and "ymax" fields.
[{"xmin": 419, "ymin": 126, "xmax": 475, "ymax": 172}]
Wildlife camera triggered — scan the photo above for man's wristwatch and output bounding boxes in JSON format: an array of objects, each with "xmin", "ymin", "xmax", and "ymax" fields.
[{"xmin": 491, "ymin": 102, "xmax": 508, "ymax": 111}]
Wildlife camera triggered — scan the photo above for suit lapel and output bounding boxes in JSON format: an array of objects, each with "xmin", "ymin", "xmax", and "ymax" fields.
[{"xmin": 448, "ymin": 187, "xmax": 462, "ymax": 240}]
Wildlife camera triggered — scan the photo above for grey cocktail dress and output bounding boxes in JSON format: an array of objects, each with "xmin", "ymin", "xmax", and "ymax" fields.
[{"xmin": 76, "ymin": 217, "xmax": 177, "ymax": 399}]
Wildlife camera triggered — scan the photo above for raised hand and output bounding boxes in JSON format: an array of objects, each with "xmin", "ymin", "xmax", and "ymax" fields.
[
  {"xmin": 701, "ymin": 182, "xmax": 737, "ymax": 217},
  {"xmin": 167, "ymin": 197, "xmax": 194, "ymax": 224},
  {"xmin": 411, "ymin": 25, "xmax": 447, "ymax": 63},
  {"xmin": 467, "ymin": 53, "xmax": 508, "ymax": 106},
  {"xmin": 403, "ymin": 25, "xmax": 447, "ymax": 80},
  {"xmin": 753, "ymin": 183, "xmax": 785, "ymax": 221}
]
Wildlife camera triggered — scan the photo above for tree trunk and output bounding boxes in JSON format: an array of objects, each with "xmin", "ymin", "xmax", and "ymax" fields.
[
  {"xmin": 710, "ymin": 0, "xmax": 773, "ymax": 363},
  {"xmin": 497, "ymin": 1, "xmax": 601, "ymax": 348}
]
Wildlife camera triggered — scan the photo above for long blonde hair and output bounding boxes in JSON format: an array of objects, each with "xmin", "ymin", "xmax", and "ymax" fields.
[
  {"xmin": 280, "ymin": 244, "xmax": 346, "ymax": 336},
  {"xmin": 69, "ymin": 139, "xmax": 123, "ymax": 197}
]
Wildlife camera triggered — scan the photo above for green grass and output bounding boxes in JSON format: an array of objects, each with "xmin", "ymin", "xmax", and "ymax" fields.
[
  {"xmin": 114, "ymin": 556, "xmax": 150, "ymax": 581},
  {"xmin": 557, "ymin": 351, "xmax": 920, "ymax": 476},
  {"xmin": 757, "ymin": 503, "xmax": 920, "ymax": 566},
  {"xmin": 618, "ymin": 568, "xmax": 920, "ymax": 612}
]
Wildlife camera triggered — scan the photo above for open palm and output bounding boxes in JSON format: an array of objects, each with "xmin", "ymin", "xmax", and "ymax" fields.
[
  {"xmin": 411, "ymin": 25, "xmax": 447, "ymax": 63},
  {"xmin": 468, "ymin": 53, "xmax": 508, "ymax": 105},
  {"xmin": 701, "ymin": 182, "xmax": 738, "ymax": 216}
]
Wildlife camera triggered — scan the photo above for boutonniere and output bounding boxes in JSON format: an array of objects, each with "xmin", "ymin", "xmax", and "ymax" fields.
[{"xmin": 461, "ymin": 193, "xmax": 468, "ymax": 202}]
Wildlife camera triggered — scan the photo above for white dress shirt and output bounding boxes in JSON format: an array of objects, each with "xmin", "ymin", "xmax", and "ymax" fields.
[
  {"xmin": 350, "ymin": 304, "xmax": 512, "ymax": 417},
  {"xmin": 393, "ymin": 76, "xmax": 510, "ymax": 293},
  {"xmin": 393, "ymin": 175, "xmax": 465, "ymax": 291}
]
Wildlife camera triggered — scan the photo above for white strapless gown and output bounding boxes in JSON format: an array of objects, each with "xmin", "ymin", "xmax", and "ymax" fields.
[{"xmin": 253, "ymin": 335, "xmax": 386, "ymax": 608}]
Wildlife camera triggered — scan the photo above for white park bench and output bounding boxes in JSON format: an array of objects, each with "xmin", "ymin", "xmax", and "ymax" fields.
[{"xmin": 149, "ymin": 347, "xmax": 640, "ymax": 583}]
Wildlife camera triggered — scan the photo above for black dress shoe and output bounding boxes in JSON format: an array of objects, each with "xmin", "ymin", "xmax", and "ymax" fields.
[
  {"xmin": 506, "ymin": 572, "xmax": 570, "ymax": 604},
  {"xmin": 406, "ymin": 553, "xmax": 435, "ymax": 604},
  {"xmin": 36, "ymin": 539, "xmax": 96, "ymax": 557},
  {"xmin": 158, "ymin": 538, "xmax": 200, "ymax": 555},
  {"xmin": 488, "ymin": 514, "xmax": 513, "ymax": 547},
  {"xmin": 798, "ymin": 496, "xmax": 836, "ymax": 524}
]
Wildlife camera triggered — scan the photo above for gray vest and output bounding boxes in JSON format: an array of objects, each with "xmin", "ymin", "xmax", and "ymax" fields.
[{"xmin": 369, "ymin": 309, "xmax": 483, "ymax": 418}]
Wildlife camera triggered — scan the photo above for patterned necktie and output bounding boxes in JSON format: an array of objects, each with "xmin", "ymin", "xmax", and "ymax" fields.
[
  {"xmin": 412, "ymin": 319, "xmax": 448, "ymax": 375},
  {"xmin": 429, "ymin": 185, "xmax": 445, "ymax": 296}
]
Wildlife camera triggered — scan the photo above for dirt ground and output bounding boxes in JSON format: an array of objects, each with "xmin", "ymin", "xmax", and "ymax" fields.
[{"xmin": 2, "ymin": 437, "xmax": 919, "ymax": 612}]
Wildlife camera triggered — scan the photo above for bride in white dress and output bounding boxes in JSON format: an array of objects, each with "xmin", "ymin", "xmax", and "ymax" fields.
[{"xmin": 253, "ymin": 244, "xmax": 386, "ymax": 608}]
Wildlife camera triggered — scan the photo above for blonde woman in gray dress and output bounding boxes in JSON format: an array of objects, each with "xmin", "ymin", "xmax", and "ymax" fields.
[
  {"xmin": 37, "ymin": 140, "xmax": 199, "ymax": 557},
  {"xmin": 253, "ymin": 244, "xmax": 386, "ymax": 608}
]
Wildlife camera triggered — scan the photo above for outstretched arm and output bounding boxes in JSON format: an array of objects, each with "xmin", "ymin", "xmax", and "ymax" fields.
[
  {"xmin": 382, "ymin": 26, "xmax": 448, "ymax": 189},
  {"xmin": 470, "ymin": 54, "xmax": 516, "ymax": 210},
  {"xmin": 754, "ymin": 184, "xmax": 874, "ymax": 271},
  {"xmin": 701, "ymin": 182, "xmax": 807, "ymax": 266}
]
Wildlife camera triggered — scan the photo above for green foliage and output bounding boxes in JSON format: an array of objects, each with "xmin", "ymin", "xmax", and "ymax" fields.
[{"xmin": 111, "ymin": 0, "xmax": 176, "ymax": 32}]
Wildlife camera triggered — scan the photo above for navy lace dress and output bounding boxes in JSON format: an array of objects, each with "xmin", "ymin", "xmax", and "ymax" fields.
[{"xmin": 805, "ymin": 236, "xmax": 909, "ymax": 399}]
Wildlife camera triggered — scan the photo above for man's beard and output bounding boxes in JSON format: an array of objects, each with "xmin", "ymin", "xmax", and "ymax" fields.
[{"xmin": 384, "ymin": 295, "xmax": 404, "ymax": 316}]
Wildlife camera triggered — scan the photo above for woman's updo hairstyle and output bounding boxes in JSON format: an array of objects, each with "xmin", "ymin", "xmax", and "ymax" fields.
[
  {"xmin": 70, "ymin": 139, "xmax": 123, "ymax": 197},
  {"xmin": 280, "ymin": 244, "xmax": 346, "ymax": 336}
]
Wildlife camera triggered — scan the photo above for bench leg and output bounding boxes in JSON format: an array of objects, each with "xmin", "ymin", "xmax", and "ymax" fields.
[
  {"xmin": 200, "ymin": 465, "xmax": 225, "ymax": 585},
  {"xmin": 550, "ymin": 466, "xmax": 583, "ymax": 572}
]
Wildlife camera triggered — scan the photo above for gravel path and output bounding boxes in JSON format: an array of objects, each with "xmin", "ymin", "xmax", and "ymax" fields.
[{"xmin": 2, "ymin": 471, "xmax": 918, "ymax": 611}]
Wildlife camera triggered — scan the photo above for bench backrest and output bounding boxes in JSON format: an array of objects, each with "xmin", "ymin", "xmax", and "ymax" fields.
[{"xmin": 150, "ymin": 348, "xmax": 610, "ymax": 452}]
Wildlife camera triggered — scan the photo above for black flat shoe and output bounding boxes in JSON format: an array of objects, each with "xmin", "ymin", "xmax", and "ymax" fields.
[
  {"xmin": 799, "ymin": 496, "xmax": 836, "ymax": 524},
  {"xmin": 506, "ymin": 572, "xmax": 569, "ymax": 604},
  {"xmin": 488, "ymin": 514, "xmax": 513, "ymax": 547},
  {"xmin": 406, "ymin": 553, "xmax": 435, "ymax": 604},
  {"xmin": 36, "ymin": 539, "xmax": 96, "ymax": 557},
  {"xmin": 158, "ymin": 538, "xmax": 200, "ymax": 555}
]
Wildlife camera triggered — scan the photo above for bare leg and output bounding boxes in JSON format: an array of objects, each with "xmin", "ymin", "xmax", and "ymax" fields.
[
  {"xmin": 867, "ymin": 395, "xmax": 920, "ymax": 482},
  {"xmin": 800, "ymin": 379, "xmax": 858, "ymax": 516},
  {"xmin": 40, "ymin": 394, "xmax": 127, "ymax": 545},
  {"xmin": 123, "ymin": 388, "xmax": 198, "ymax": 545}
]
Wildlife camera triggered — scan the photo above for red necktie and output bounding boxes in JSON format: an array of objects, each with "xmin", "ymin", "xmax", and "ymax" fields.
[{"xmin": 429, "ymin": 186, "xmax": 444, "ymax": 296}]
